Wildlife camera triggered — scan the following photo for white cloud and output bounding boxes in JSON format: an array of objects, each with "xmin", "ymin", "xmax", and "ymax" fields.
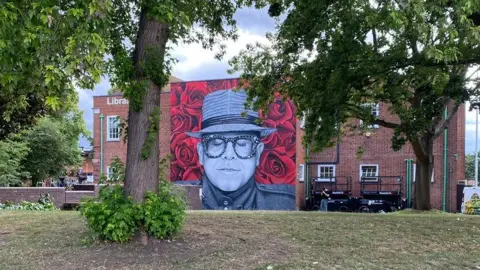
[{"xmin": 170, "ymin": 29, "xmax": 270, "ymax": 78}]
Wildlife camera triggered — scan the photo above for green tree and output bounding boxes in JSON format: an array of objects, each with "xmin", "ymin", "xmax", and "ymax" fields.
[
  {"xmin": 230, "ymin": 1, "xmax": 480, "ymax": 210},
  {"xmin": 0, "ymin": 1, "xmax": 107, "ymax": 139},
  {"xmin": 108, "ymin": 156, "xmax": 125, "ymax": 183},
  {"xmin": 3, "ymin": 0, "xmax": 257, "ymax": 243},
  {"xmin": 0, "ymin": 137, "xmax": 30, "ymax": 187},
  {"xmin": 22, "ymin": 116, "xmax": 84, "ymax": 186},
  {"xmin": 465, "ymin": 153, "xmax": 479, "ymax": 180}
]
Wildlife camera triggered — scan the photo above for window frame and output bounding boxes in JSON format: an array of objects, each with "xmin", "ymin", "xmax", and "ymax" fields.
[
  {"xmin": 106, "ymin": 166, "xmax": 112, "ymax": 180},
  {"xmin": 297, "ymin": 164, "xmax": 305, "ymax": 182},
  {"xmin": 106, "ymin": 115, "xmax": 120, "ymax": 142},
  {"xmin": 316, "ymin": 165, "xmax": 336, "ymax": 182},
  {"xmin": 359, "ymin": 164, "xmax": 379, "ymax": 182}
]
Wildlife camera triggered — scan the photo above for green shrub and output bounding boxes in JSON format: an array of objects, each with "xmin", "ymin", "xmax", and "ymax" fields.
[
  {"xmin": 141, "ymin": 180, "xmax": 187, "ymax": 239},
  {"xmin": 80, "ymin": 181, "xmax": 187, "ymax": 243},
  {"xmin": 80, "ymin": 185, "xmax": 138, "ymax": 243},
  {"xmin": 0, "ymin": 193, "xmax": 57, "ymax": 210}
]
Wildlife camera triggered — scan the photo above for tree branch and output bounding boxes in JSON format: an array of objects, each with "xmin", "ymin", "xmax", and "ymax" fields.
[
  {"xmin": 432, "ymin": 103, "xmax": 460, "ymax": 140},
  {"xmin": 372, "ymin": 118, "xmax": 400, "ymax": 129}
]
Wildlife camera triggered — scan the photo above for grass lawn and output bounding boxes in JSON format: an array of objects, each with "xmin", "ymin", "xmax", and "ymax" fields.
[{"xmin": 0, "ymin": 210, "xmax": 479, "ymax": 270}]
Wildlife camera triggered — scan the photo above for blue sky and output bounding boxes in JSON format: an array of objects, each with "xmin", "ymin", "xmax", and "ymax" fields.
[{"xmin": 77, "ymin": 6, "xmax": 474, "ymax": 155}]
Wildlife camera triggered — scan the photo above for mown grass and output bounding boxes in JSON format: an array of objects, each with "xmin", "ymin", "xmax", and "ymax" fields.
[{"xmin": 0, "ymin": 210, "xmax": 479, "ymax": 270}]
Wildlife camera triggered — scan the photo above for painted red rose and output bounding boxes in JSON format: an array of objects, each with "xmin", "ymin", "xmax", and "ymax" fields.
[
  {"xmin": 179, "ymin": 82, "xmax": 210, "ymax": 116},
  {"xmin": 171, "ymin": 133, "xmax": 199, "ymax": 168},
  {"xmin": 267, "ymin": 99, "xmax": 294, "ymax": 125},
  {"xmin": 183, "ymin": 167, "xmax": 203, "ymax": 181},
  {"xmin": 279, "ymin": 131, "xmax": 296, "ymax": 157},
  {"xmin": 171, "ymin": 107, "xmax": 196, "ymax": 133},
  {"xmin": 255, "ymin": 150, "xmax": 296, "ymax": 185},
  {"xmin": 207, "ymin": 79, "xmax": 239, "ymax": 91},
  {"xmin": 276, "ymin": 120, "xmax": 296, "ymax": 157},
  {"xmin": 170, "ymin": 161, "xmax": 185, "ymax": 181},
  {"xmin": 260, "ymin": 119, "xmax": 278, "ymax": 149},
  {"xmin": 170, "ymin": 83, "xmax": 183, "ymax": 106}
]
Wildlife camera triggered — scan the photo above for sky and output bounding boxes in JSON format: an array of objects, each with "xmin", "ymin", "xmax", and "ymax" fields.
[{"xmin": 77, "ymin": 6, "xmax": 476, "ymax": 155}]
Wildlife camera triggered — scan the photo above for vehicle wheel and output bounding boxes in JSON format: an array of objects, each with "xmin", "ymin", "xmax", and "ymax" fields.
[
  {"xmin": 312, "ymin": 205, "xmax": 320, "ymax": 211},
  {"xmin": 378, "ymin": 210, "xmax": 386, "ymax": 214},
  {"xmin": 390, "ymin": 206, "xmax": 397, "ymax": 212},
  {"xmin": 359, "ymin": 206, "xmax": 370, "ymax": 213},
  {"xmin": 339, "ymin": 206, "xmax": 348, "ymax": 212}
]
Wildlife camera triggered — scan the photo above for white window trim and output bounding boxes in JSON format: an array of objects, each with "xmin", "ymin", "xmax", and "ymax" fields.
[
  {"xmin": 413, "ymin": 163, "xmax": 416, "ymax": 182},
  {"xmin": 316, "ymin": 165, "xmax": 336, "ymax": 182},
  {"xmin": 359, "ymin": 164, "xmax": 379, "ymax": 182},
  {"xmin": 106, "ymin": 166, "xmax": 111, "ymax": 179},
  {"xmin": 297, "ymin": 164, "xmax": 305, "ymax": 182},
  {"xmin": 106, "ymin": 115, "xmax": 120, "ymax": 142},
  {"xmin": 412, "ymin": 164, "xmax": 434, "ymax": 183},
  {"xmin": 299, "ymin": 112, "xmax": 306, "ymax": 129}
]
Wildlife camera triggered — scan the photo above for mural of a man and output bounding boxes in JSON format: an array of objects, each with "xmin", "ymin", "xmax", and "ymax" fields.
[{"xmin": 185, "ymin": 89, "xmax": 296, "ymax": 210}]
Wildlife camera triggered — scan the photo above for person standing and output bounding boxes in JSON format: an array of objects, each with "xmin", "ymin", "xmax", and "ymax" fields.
[{"xmin": 320, "ymin": 188, "xmax": 330, "ymax": 211}]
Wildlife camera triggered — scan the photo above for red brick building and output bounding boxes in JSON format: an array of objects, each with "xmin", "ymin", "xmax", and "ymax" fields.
[{"xmin": 92, "ymin": 77, "xmax": 465, "ymax": 212}]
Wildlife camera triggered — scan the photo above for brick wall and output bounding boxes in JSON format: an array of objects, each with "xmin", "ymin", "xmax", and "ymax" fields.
[
  {"xmin": 0, "ymin": 188, "xmax": 66, "ymax": 208},
  {"xmin": 302, "ymin": 102, "xmax": 465, "ymax": 211},
  {"xmin": 92, "ymin": 82, "xmax": 465, "ymax": 212},
  {"xmin": 92, "ymin": 92, "xmax": 171, "ymax": 181}
]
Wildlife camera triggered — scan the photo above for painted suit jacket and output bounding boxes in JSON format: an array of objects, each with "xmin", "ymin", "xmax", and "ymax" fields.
[{"xmin": 176, "ymin": 175, "xmax": 296, "ymax": 210}]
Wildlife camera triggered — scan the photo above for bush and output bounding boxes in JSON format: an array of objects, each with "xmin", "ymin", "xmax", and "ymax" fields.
[
  {"xmin": 0, "ymin": 193, "xmax": 57, "ymax": 210},
  {"xmin": 141, "ymin": 180, "xmax": 187, "ymax": 239},
  {"xmin": 80, "ymin": 185, "xmax": 138, "ymax": 243},
  {"xmin": 80, "ymin": 181, "xmax": 186, "ymax": 243}
]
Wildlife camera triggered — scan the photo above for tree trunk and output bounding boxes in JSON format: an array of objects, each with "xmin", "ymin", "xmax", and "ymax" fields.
[
  {"xmin": 411, "ymin": 133, "xmax": 434, "ymax": 210},
  {"xmin": 124, "ymin": 10, "xmax": 169, "ymax": 244}
]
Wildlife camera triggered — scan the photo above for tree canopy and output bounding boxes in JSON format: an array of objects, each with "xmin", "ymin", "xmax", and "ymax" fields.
[
  {"xmin": 21, "ymin": 114, "xmax": 86, "ymax": 186},
  {"xmin": 230, "ymin": 0, "xmax": 480, "ymax": 209},
  {"xmin": 0, "ymin": 1, "xmax": 108, "ymax": 138}
]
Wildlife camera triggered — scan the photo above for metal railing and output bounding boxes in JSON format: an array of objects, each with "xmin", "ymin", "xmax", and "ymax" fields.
[
  {"xmin": 360, "ymin": 176, "xmax": 403, "ymax": 195},
  {"xmin": 310, "ymin": 176, "xmax": 352, "ymax": 195}
]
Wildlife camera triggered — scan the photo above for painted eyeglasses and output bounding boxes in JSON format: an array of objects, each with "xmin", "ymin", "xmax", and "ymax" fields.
[{"xmin": 202, "ymin": 135, "xmax": 260, "ymax": 159}]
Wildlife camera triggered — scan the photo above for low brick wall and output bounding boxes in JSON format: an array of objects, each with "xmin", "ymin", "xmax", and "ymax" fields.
[
  {"xmin": 0, "ymin": 187, "xmax": 66, "ymax": 208},
  {"xmin": 0, "ymin": 185, "xmax": 203, "ymax": 210},
  {"xmin": 65, "ymin": 191, "xmax": 95, "ymax": 204},
  {"xmin": 180, "ymin": 185, "xmax": 202, "ymax": 210}
]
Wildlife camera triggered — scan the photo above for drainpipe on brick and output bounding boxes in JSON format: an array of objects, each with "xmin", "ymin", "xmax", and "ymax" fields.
[
  {"xmin": 405, "ymin": 159, "xmax": 410, "ymax": 208},
  {"xmin": 443, "ymin": 106, "xmax": 448, "ymax": 212},
  {"xmin": 100, "ymin": 114, "xmax": 104, "ymax": 177},
  {"xmin": 305, "ymin": 146, "xmax": 310, "ymax": 202}
]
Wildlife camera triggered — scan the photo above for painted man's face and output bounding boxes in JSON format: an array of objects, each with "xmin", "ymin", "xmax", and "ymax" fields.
[{"xmin": 197, "ymin": 132, "xmax": 264, "ymax": 191}]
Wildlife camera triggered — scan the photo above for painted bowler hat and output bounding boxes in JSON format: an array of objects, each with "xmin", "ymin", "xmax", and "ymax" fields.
[{"xmin": 185, "ymin": 89, "xmax": 277, "ymax": 138}]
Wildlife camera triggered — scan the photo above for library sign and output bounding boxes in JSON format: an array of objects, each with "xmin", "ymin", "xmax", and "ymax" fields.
[{"xmin": 107, "ymin": 97, "xmax": 129, "ymax": 105}]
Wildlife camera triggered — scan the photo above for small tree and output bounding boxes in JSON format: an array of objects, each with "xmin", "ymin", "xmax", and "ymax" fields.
[
  {"xmin": 465, "ymin": 152, "xmax": 479, "ymax": 181},
  {"xmin": 108, "ymin": 156, "xmax": 125, "ymax": 184},
  {"xmin": 0, "ymin": 138, "xmax": 30, "ymax": 187},
  {"xmin": 230, "ymin": 1, "xmax": 480, "ymax": 210},
  {"xmin": 22, "ymin": 116, "xmax": 84, "ymax": 186}
]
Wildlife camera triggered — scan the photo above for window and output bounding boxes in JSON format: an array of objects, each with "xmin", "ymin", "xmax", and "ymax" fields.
[
  {"xmin": 106, "ymin": 166, "xmax": 113, "ymax": 180},
  {"xmin": 360, "ymin": 164, "xmax": 379, "ymax": 181},
  {"xmin": 317, "ymin": 165, "xmax": 336, "ymax": 182},
  {"xmin": 297, "ymin": 164, "xmax": 305, "ymax": 182},
  {"xmin": 299, "ymin": 113, "xmax": 306, "ymax": 129},
  {"xmin": 107, "ymin": 116, "xmax": 120, "ymax": 141},
  {"xmin": 359, "ymin": 103, "xmax": 380, "ymax": 129}
]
